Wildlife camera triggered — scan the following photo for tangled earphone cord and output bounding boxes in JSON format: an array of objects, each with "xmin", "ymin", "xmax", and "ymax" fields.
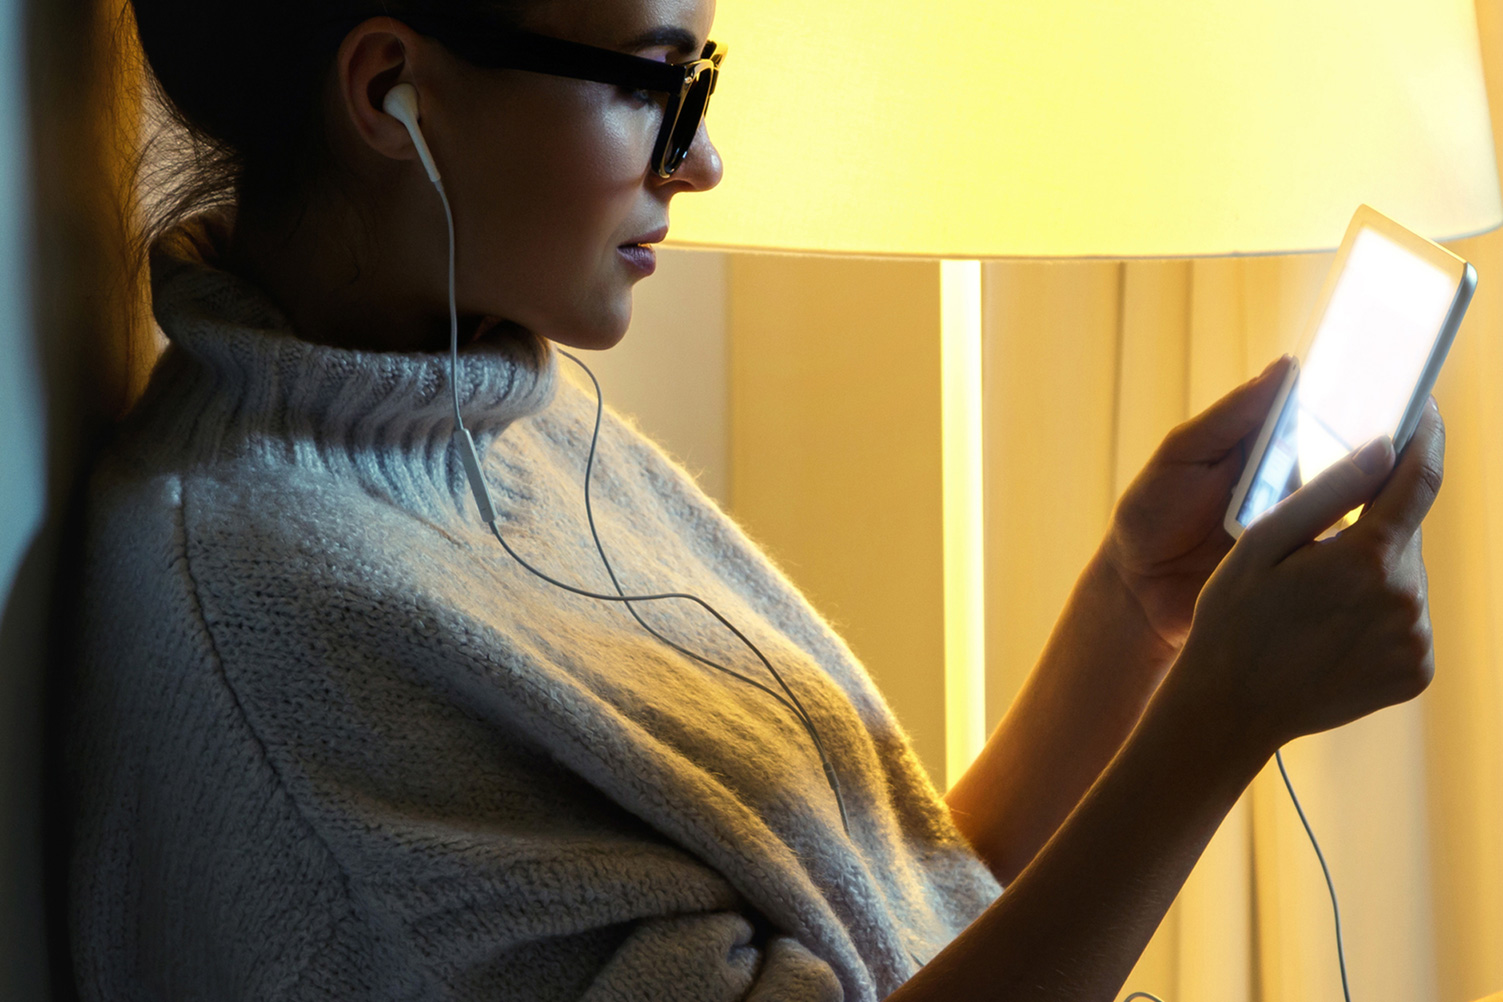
[{"xmin": 434, "ymin": 178, "xmax": 850, "ymax": 835}]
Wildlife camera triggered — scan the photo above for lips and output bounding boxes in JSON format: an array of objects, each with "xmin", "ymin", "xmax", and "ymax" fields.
[
  {"xmin": 621, "ymin": 224, "xmax": 669, "ymax": 247},
  {"xmin": 617, "ymin": 243, "xmax": 657, "ymax": 275}
]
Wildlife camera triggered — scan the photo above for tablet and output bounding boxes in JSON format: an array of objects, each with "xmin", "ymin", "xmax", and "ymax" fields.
[{"xmin": 1224, "ymin": 205, "xmax": 1476, "ymax": 538}]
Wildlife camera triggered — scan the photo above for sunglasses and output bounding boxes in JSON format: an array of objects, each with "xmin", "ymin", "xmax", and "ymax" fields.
[{"xmin": 397, "ymin": 14, "xmax": 726, "ymax": 179}]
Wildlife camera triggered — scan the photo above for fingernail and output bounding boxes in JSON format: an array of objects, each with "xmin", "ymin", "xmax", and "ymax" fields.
[
  {"xmin": 1354, "ymin": 435, "xmax": 1394, "ymax": 475},
  {"xmin": 1427, "ymin": 396, "xmax": 1439, "ymax": 413}
]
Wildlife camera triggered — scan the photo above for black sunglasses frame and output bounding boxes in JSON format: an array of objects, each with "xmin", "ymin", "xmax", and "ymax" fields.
[{"xmin": 396, "ymin": 14, "xmax": 725, "ymax": 178}]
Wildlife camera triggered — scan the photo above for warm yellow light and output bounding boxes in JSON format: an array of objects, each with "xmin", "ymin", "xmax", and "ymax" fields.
[
  {"xmin": 670, "ymin": 0, "xmax": 1501, "ymax": 258},
  {"xmin": 941, "ymin": 261, "xmax": 986, "ymax": 785}
]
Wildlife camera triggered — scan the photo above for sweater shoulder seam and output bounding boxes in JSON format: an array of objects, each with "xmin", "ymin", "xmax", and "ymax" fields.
[{"xmin": 173, "ymin": 474, "xmax": 365, "ymax": 997}]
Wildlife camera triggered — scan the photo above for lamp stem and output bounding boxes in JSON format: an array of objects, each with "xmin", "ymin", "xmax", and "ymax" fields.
[{"xmin": 941, "ymin": 260, "xmax": 986, "ymax": 787}]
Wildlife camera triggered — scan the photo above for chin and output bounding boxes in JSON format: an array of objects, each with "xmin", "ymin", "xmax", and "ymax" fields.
[
  {"xmin": 544, "ymin": 304, "xmax": 632, "ymax": 352},
  {"xmin": 552, "ymin": 328, "xmax": 628, "ymax": 352}
]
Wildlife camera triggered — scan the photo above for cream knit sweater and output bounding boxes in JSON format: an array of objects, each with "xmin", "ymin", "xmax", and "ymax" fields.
[{"xmin": 67, "ymin": 215, "xmax": 1000, "ymax": 1001}]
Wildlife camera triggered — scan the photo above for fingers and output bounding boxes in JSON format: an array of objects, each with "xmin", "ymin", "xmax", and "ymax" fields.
[
  {"xmin": 1238, "ymin": 432, "xmax": 1396, "ymax": 563},
  {"xmin": 1159, "ymin": 355, "xmax": 1294, "ymax": 464},
  {"xmin": 1352, "ymin": 402, "xmax": 1446, "ymax": 548}
]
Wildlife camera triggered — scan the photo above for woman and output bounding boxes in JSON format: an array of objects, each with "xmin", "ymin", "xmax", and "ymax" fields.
[{"xmin": 68, "ymin": 0, "xmax": 1445, "ymax": 998}]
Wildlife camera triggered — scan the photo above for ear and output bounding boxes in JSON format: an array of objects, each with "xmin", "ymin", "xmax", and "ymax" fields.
[{"xmin": 333, "ymin": 17, "xmax": 437, "ymax": 167}]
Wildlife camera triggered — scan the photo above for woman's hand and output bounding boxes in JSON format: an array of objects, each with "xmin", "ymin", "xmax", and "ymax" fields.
[
  {"xmin": 1103, "ymin": 355, "xmax": 1295, "ymax": 653},
  {"xmin": 901, "ymin": 406, "xmax": 1444, "ymax": 1002},
  {"xmin": 1169, "ymin": 401, "xmax": 1444, "ymax": 752}
]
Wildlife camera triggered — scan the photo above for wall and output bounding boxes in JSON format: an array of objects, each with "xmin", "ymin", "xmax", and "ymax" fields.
[
  {"xmin": 1, "ymin": 0, "xmax": 135, "ymax": 997},
  {"xmin": 604, "ymin": 251, "xmax": 951, "ymax": 788},
  {"xmin": 0, "ymin": 0, "xmax": 50, "ymax": 989},
  {"xmin": 574, "ymin": 248, "xmax": 731, "ymax": 503},
  {"xmin": 726, "ymin": 254, "xmax": 948, "ymax": 786}
]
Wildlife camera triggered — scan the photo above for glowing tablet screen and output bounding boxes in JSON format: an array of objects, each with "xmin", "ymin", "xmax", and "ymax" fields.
[{"xmin": 1237, "ymin": 228, "xmax": 1458, "ymax": 527}]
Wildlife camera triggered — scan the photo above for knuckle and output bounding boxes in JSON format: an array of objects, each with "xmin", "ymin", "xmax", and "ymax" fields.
[
  {"xmin": 1396, "ymin": 663, "xmax": 1433, "ymax": 703},
  {"xmin": 1415, "ymin": 458, "xmax": 1445, "ymax": 505},
  {"xmin": 1361, "ymin": 525, "xmax": 1402, "ymax": 564},
  {"xmin": 1405, "ymin": 581, "xmax": 1429, "ymax": 620},
  {"xmin": 1403, "ymin": 614, "xmax": 1433, "ymax": 659},
  {"xmin": 1346, "ymin": 537, "xmax": 1391, "ymax": 584},
  {"xmin": 1405, "ymin": 646, "xmax": 1435, "ymax": 698},
  {"xmin": 1239, "ymin": 517, "xmax": 1269, "ymax": 545},
  {"xmin": 1381, "ymin": 601, "xmax": 1435, "ymax": 698},
  {"xmin": 1380, "ymin": 626, "xmax": 1435, "ymax": 704},
  {"xmin": 1113, "ymin": 496, "xmax": 1151, "ymax": 539},
  {"xmin": 1237, "ymin": 518, "xmax": 1278, "ymax": 556},
  {"xmin": 1163, "ymin": 420, "xmax": 1194, "ymax": 450},
  {"xmin": 1381, "ymin": 575, "xmax": 1427, "ymax": 627}
]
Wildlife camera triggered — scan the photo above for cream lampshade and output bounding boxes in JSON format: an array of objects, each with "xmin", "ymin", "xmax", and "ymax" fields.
[
  {"xmin": 663, "ymin": 0, "xmax": 1502, "ymax": 780},
  {"xmin": 667, "ymin": 0, "xmax": 1502, "ymax": 259}
]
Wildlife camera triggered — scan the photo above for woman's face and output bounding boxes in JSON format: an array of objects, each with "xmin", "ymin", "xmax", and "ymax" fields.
[{"xmin": 418, "ymin": 0, "xmax": 722, "ymax": 351}]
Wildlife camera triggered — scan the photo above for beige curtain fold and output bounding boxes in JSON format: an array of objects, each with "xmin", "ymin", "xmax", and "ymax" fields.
[
  {"xmin": 969, "ymin": 259, "xmax": 1498, "ymax": 1002},
  {"xmin": 975, "ymin": 8, "xmax": 1503, "ymax": 996},
  {"xmin": 734, "ymin": 6, "xmax": 1502, "ymax": 1001}
]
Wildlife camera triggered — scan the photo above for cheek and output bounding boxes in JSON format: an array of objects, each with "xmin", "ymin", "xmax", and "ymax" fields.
[
  {"xmin": 536, "ymin": 118, "xmax": 644, "ymax": 251},
  {"xmin": 461, "ymin": 92, "xmax": 652, "ymax": 291},
  {"xmin": 483, "ymin": 92, "xmax": 643, "ymax": 249}
]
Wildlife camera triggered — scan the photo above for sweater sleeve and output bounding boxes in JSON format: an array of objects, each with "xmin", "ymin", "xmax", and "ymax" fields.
[
  {"xmin": 70, "ymin": 474, "xmax": 361, "ymax": 1000},
  {"xmin": 70, "ymin": 472, "xmax": 852, "ymax": 1002}
]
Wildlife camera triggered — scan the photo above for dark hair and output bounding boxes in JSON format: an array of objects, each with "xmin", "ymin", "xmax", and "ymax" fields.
[{"xmin": 124, "ymin": 1, "xmax": 530, "ymax": 255}]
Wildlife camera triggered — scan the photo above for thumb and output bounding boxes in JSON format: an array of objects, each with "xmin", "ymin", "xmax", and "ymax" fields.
[
  {"xmin": 1161, "ymin": 355, "xmax": 1293, "ymax": 463},
  {"xmin": 1240, "ymin": 435, "xmax": 1395, "ymax": 562}
]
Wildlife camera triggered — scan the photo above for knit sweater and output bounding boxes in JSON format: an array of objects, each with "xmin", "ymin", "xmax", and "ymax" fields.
[{"xmin": 67, "ymin": 214, "xmax": 1001, "ymax": 1001}]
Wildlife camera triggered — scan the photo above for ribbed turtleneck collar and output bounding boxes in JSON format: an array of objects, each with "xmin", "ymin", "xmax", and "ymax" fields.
[{"xmin": 133, "ymin": 211, "xmax": 559, "ymax": 519}]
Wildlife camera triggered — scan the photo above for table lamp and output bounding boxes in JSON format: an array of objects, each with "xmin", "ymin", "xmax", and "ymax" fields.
[{"xmin": 661, "ymin": 0, "xmax": 1503, "ymax": 782}]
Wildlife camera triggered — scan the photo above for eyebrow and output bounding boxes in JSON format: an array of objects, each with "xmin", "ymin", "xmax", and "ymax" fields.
[{"xmin": 622, "ymin": 25, "xmax": 700, "ymax": 56}]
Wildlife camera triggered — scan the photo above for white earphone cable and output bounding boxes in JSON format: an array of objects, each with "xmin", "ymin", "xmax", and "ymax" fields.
[
  {"xmin": 1122, "ymin": 749, "xmax": 1351, "ymax": 1002},
  {"xmin": 431, "ymin": 167, "xmax": 850, "ymax": 835},
  {"xmin": 1276, "ymin": 747, "xmax": 1352, "ymax": 1002},
  {"xmin": 407, "ymin": 89, "xmax": 1351, "ymax": 991}
]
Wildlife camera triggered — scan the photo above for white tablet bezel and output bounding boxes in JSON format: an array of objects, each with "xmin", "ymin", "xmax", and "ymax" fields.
[{"xmin": 1222, "ymin": 204, "xmax": 1476, "ymax": 539}]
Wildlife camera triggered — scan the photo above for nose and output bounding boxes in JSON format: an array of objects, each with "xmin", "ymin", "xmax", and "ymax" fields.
[{"xmin": 667, "ymin": 119, "xmax": 723, "ymax": 192}]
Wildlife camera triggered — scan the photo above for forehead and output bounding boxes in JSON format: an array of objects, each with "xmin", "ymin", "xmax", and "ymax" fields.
[{"xmin": 524, "ymin": 0, "xmax": 717, "ymax": 55}]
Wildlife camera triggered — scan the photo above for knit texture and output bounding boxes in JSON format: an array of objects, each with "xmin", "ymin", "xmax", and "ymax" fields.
[{"xmin": 67, "ymin": 213, "xmax": 1001, "ymax": 1001}]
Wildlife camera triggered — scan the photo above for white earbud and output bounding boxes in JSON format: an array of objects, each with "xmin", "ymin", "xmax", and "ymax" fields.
[
  {"xmin": 382, "ymin": 83, "xmax": 486, "ymax": 517},
  {"xmin": 382, "ymin": 82, "xmax": 443, "ymax": 186}
]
